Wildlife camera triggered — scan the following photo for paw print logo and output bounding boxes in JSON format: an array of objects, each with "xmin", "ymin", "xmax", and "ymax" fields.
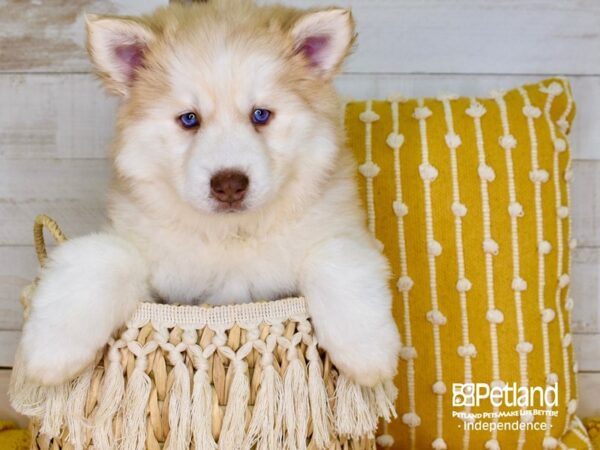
[{"xmin": 453, "ymin": 383, "xmax": 475, "ymax": 407}]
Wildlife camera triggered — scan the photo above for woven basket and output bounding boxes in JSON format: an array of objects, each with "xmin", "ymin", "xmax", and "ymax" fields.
[{"xmin": 10, "ymin": 215, "xmax": 397, "ymax": 450}]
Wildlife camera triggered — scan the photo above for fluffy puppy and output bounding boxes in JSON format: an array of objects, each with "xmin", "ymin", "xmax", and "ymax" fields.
[{"xmin": 20, "ymin": 0, "xmax": 400, "ymax": 387}]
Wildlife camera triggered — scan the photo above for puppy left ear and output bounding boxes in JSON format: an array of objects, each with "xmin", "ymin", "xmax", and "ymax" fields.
[{"xmin": 291, "ymin": 9, "xmax": 355, "ymax": 79}]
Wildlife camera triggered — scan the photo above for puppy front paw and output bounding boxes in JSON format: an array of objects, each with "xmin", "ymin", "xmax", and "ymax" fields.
[
  {"xmin": 319, "ymin": 321, "xmax": 400, "ymax": 387},
  {"xmin": 16, "ymin": 233, "xmax": 149, "ymax": 386},
  {"xmin": 20, "ymin": 325, "xmax": 100, "ymax": 385}
]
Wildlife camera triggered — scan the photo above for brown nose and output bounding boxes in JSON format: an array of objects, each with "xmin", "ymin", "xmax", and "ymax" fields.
[{"xmin": 210, "ymin": 170, "xmax": 249, "ymax": 205}]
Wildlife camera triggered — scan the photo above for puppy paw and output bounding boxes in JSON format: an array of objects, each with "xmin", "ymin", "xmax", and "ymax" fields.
[
  {"xmin": 20, "ymin": 329, "xmax": 98, "ymax": 385},
  {"xmin": 319, "ymin": 322, "xmax": 400, "ymax": 387},
  {"xmin": 17, "ymin": 233, "xmax": 148, "ymax": 386}
]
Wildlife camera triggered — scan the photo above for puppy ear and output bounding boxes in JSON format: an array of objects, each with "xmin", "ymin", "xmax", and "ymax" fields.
[
  {"xmin": 86, "ymin": 14, "xmax": 155, "ymax": 96},
  {"xmin": 291, "ymin": 9, "xmax": 355, "ymax": 79}
]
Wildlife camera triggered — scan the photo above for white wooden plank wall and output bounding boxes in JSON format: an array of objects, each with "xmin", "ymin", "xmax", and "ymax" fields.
[{"xmin": 1, "ymin": 0, "xmax": 599, "ymax": 419}]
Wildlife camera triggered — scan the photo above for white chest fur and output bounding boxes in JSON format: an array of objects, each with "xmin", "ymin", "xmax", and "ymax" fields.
[{"xmin": 146, "ymin": 227, "xmax": 300, "ymax": 305}]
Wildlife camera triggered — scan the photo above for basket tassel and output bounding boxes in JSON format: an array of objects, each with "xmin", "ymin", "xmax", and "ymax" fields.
[
  {"xmin": 361, "ymin": 386, "xmax": 379, "ymax": 437},
  {"xmin": 218, "ymin": 343, "xmax": 252, "ymax": 450},
  {"xmin": 40, "ymin": 383, "xmax": 69, "ymax": 439},
  {"xmin": 306, "ymin": 342, "xmax": 331, "ymax": 449},
  {"xmin": 93, "ymin": 342, "xmax": 126, "ymax": 449},
  {"xmin": 384, "ymin": 379, "xmax": 398, "ymax": 406},
  {"xmin": 120, "ymin": 340, "xmax": 156, "ymax": 450},
  {"xmin": 66, "ymin": 368, "xmax": 94, "ymax": 450},
  {"xmin": 244, "ymin": 336, "xmax": 283, "ymax": 450},
  {"xmin": 334, "ymin": 375, "xmax": 377, "ymax": 439},
  {"xmin": 190, "ymin": 343, "xmax": 217, "ymax": 450},
  {"xmin": 164, "ymin": 348, "xmax": 192, "ymax": 450},
  {"xmin": 282, "ymin": 334, "xmax": 309, "ymax": 450},
  {"xmin": 374, "ymin": 381, "xmax": 397, "ymax": 422},
  {"xmin": 8, "ymin": 349, "xmax": 48, "ymax": 418}
]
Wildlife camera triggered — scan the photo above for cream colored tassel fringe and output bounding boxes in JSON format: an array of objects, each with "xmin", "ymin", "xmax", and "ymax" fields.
[
  {"xmin": 120, "ymin": 365, "xmax": 152, "ymax": 450},
  {"xmin": 283, "ymin": 353, "xmax": 309, "ymax": 449},
  {"xmin": 307, "ymin": 343, "xmax": 331, "ymax": 449},
  {"xmin": 217, "ymin": 359, "xmax": 250, "ymax": 450},
  {"xmin": 8, "ymin": 349, "xmax": 48, "ymax": 418},
  {"xmin": 165, "ymin": 359, "xmax": 192, "ymax": 450},
  {"xmin": 66, "ymin": 368, "xmax": 94, "ymax": 450},
  {"xmin": 93, "ymin": 345, "xmax": 125, "ymax": 450},
  {"xmin": 244, "ymin": 362, "xmax": 283, "ymax": 450},
  {"xmin": 40, "ymin": 384, "xmax": 68, "ymax": 438},
  {"xmin": 9, "ymin": 299, "xmax": 398, "ymax": 448},
  {"xmin": 190, "ymin": 360, "xmax": 217, "ymax": 450},
  {"xmin": 335, "ymin": 375, "xmax": 378, "ymax": 439},
  {"xmin": 11, "ymin": 350, "xmax": 397, "ymax": 449}
]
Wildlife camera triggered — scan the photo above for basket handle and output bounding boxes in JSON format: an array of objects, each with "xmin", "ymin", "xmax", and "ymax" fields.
[{"xmin": 33, "ymin": 214, "xmax": 67, "ymax": 266}]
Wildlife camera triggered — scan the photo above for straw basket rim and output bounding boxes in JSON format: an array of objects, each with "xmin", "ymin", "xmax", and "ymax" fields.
[{"xmin": 129, "ymin": 296, "xmax": 308, "ymax": 329}]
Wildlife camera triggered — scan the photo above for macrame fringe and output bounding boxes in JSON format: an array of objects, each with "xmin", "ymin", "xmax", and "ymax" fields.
[
  {"xmin": 66, "ymin": 368, "xmax": 94, "ymax": 449},
  {"xmin": 361, "ymin": 386, "xmax": 379, "ymax": 435},
  {"xmin": 385, "ymin": 380, "xmax": 398, "ymax": 400},
  {"xmin": 120, "ymin": 367, "xmax": 151, "ymax": 450},
  {"xmin": 307, "ymin": 345, "xmax": 331, "ymax": 449},
  {"xmin": 11, "ymin": 351, "xmax": 398, "ymax": 450},
  {"xmin": 40, "ymin": 384, "xmax": 69, "ymax": 439},
  {"xmin": 217, "ymin": 360, "xmax": 249, "ymax": 450},
  {"xmin": 244, "ymin": 364, "xmax": 283, "ymax": 450},
  {"xmin": 8, "ymin": 349, "xmax": 48, "ymax": 418},
  {"xmin": 375, "ymin": 381, "xmax": 398, "ymax": 422},
  {"xmin": 92, "ymin": 351, "xmax": 125, "ymax": 450},
  {"xmin": 335, "ymin": 375, "xmax": 378, "ymax": 439},
  {"xmin": 190, "ymin": 365, "xmax": 217, "ymax": 450},
  {"xmin": 164, "ymin": 360, "xmax": 192, "ymax": 450},
  {"xmin": 10, "ymin": 349, "xmax": 397, "ymax": 450},
  {"xmin": 11, "ymin": 360, "xmax": 397, "ymax": 450},
  {"xmin": 10, "ymin": 300, "xmax": 399, "ymax": 449},
  {"xmin": 283, "ymin": 357, "xmax": 309, "ymax": 450}
]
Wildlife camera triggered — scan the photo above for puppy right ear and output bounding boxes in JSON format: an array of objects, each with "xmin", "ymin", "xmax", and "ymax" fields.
[
  {"xmin": 85, "ymin": 14, "xmax": 155, "ymax": 96},
  {"xmin": 290, "ymin": 9, "xmax": 355, "ymax": 80}
]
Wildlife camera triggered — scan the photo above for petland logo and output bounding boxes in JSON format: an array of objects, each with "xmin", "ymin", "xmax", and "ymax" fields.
[{"xmin": 452, "ymin": 383, "xmax": 558, "ymax": 408}]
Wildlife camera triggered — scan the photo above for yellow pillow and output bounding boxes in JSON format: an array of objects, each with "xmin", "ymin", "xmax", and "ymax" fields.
[
  {"xmin": 345, "ymin": 78, "xmax": 592, "ymax": 449},
  {"xmin": 0, "ymin": 421, "xmax": 29, "ymax": 450}
]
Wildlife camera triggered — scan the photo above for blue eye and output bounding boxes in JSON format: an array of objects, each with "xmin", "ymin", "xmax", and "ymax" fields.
[
  {"xmin": 178, "ymin": 112, "xmax": 199, "ymax": 129},
  {"xmin": 251, "ymin": 108, "xmax": 271, "ymax": 125}
]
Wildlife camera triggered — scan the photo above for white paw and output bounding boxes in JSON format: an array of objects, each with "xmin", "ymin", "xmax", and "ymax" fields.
[
  {"xmin": 20, "ymin": 326, "xmax": 98, "ymax": 385},
  {"xmin": 319, "ymin": 321, "xmax": 400, "ymax": 387},
  {"xmin": 16, "ymin": 233, "xmax": 148, "ymax": 386}
]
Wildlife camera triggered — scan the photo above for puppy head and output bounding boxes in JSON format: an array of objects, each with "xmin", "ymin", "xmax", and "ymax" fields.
[{"xmin": 86, "ymin": 1, "xmax": 354, "ymax": 218}]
